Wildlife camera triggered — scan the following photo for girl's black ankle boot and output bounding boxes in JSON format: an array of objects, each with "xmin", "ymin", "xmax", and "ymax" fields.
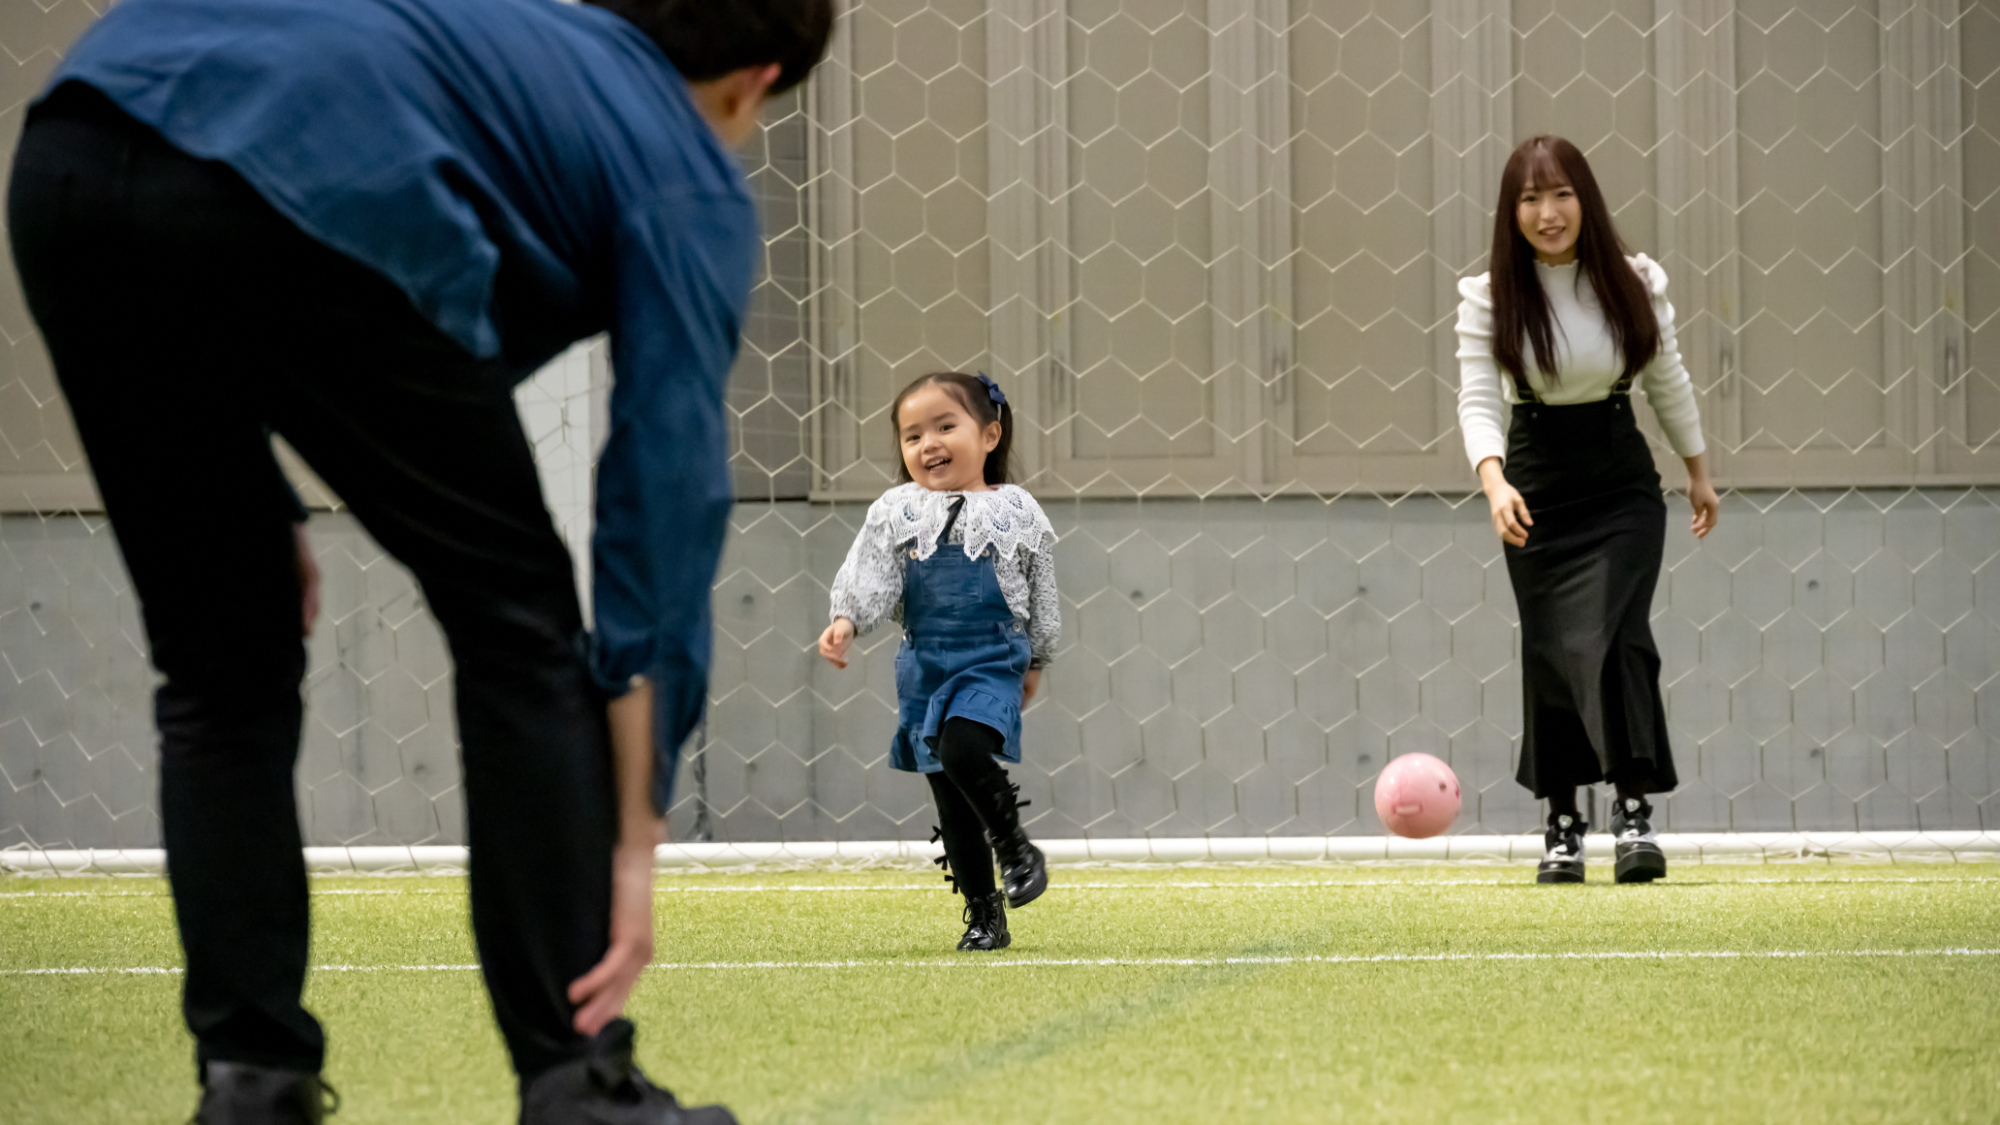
[
  {"xmin": 986, "ymin": 781, "xmax": 1048, "ymax": 908},
  {"xmin": 997, "ymin": 832, "xmax": 1046, "ymax": 909},
  {"xmin": 957, "ymin": 890, "xmax": 1010, "ymax": 951}
]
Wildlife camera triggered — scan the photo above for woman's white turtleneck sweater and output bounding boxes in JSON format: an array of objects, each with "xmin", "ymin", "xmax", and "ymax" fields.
[{"xmin": 1454, "ymin": 253, "xmax": 1706, "ymax": 471}]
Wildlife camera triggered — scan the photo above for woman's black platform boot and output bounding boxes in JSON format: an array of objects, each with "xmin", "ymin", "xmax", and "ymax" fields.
[
  {"xmin": 1611, "ymin": 797, "xmax": 1667, "ymax": 883},
  {"xmin": 957, "ymin": 890, "xmax": 1010, "ymax": 951},
  {"xmin": 1536, "ymin": 813, "xmax": 1587, "ymax": 884}
]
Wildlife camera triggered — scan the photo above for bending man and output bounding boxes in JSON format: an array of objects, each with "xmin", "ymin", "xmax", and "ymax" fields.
[{"xmin": 6, "ymin": 0, "xmax": 831, "ymax": 1120}]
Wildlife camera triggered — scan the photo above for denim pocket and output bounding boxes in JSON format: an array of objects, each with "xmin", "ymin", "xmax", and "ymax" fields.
[{"xmin": 893, "ymin": 642, "xmax": 916, "ymax": 701}]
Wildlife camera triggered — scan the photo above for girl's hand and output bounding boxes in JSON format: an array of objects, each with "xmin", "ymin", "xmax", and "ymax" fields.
[
  {"xmin": 1022, "ymin": 667, "xmax": 1042, "ymax": 707},
  {"xmin": 1687, "ymin": 478, "xmax": 1720, "ymax": 540},
  {"xmin": 1477, "ymin": 457, "xmax": 1532, "ymax": 547},
  {"xmin": 818, "ymin": 617, "xmax": 856, "ymax": 668}
]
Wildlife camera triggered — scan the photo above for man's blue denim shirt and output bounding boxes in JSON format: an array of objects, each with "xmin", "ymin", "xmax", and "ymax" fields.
[{"xmin": 45, "ymin": 0, "xmax": 757, "ymax": 810}]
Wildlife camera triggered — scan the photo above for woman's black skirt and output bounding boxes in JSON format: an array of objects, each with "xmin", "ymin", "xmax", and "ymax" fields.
[{"xmin": 1501, "ymin": 395, "xmax": 1677, "ymax": 799}]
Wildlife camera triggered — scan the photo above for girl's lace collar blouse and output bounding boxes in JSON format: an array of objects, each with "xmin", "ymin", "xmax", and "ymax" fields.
[{"xmin": 829, "ymin": 483, "xmax": 1061, "ymax": 666}]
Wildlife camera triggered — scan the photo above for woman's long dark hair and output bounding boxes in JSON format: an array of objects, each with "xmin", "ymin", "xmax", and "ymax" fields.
[
  {"xmin": 1489, "ymin": 136, "xmax": 1659, "ymax": 389},
  {"xmin": 889, "ymin": 371, "xmax": 1014, "ymax": 486}
]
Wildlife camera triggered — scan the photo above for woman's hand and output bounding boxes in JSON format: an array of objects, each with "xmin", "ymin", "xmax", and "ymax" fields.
[
  {"xmin": 1685, "ymin": 455, "xmax": 1720, "ymax": 540},
  {"xmin": 1022, "ymin": 667, "xmax": 1042, "ymax": 707},
  {"xmin": 1477, "ymin": 457, "xmax": 1532, "ymax": 548},
  {"xmin": 567, "ymin": 835, "xmax": 657, "ymax": 1037},
  {"xmin": 818, "ymin": 617, "xmax": 856, "ymax": 668}
]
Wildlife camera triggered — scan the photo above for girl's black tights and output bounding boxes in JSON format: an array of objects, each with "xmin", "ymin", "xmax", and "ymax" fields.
[{"xmin": 924, "ymin": 717, "xmax": 1014, "ymax": 898}]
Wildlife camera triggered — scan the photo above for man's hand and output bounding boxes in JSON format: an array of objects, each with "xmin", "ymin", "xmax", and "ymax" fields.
[
  {"xmin": 566, "ymin": 679, "xmax": 663, "ymax": 1036},
  {"xmin": 567, "ymin": 836, "xmax": 657, "ymax": 1037},
  {"xmin": 818, "ymin": 617, "xmax": 855, "ymax": 668}
]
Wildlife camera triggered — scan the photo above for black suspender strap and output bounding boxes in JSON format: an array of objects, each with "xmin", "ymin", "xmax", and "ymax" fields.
[
  {"xmin": 938, "ymin": 496, "xmax": 966, "ymax": 545},
  {"xmin": 1610, "ymin": 361, "xmax": 1639, "ymax": 396}
]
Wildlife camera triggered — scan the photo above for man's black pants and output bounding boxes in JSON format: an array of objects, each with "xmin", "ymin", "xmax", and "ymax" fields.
[{"xmin": 8, "ymin": 86, "xmax": 615, "ymax": 1079}]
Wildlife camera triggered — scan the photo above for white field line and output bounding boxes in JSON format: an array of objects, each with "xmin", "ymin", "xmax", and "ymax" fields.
[
  {"xmin": 656, "ymin": 876, "xmax": 2000, "ymax": 892},
  {"xmin": 5, "ymin": 874, "xmax": 2000, "ymax": 900},
  {"xmin": 0, "ymin": 887, "xmax": 458, "ymax": 900},
  {"xmin": 6, "ymin": 948, "xmax": 1999, "ymax": 977},
  {"xmin": 9, "ymin": 836, "xmax": 1998, "ymax": 876}
]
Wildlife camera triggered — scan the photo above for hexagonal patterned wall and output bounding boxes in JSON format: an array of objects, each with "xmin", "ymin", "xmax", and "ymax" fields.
[{"xmin": 3, "ymin": 0, "xmax": 1998, "ymax": 849}]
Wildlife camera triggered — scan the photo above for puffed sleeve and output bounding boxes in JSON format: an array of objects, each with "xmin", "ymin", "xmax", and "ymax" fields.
[
  {"xmin": 1454, "ymin": 272, "xmax": 1510, "ymax": 471},
  {"xmin": 829, "ymin": 489, "xmax": 908, "ymax": 634},
  {"xmin": 1630, "ymin": 255, "xmax": 1707, "ymax": 459},
  {"xmin": 1026, "ymin": 537, "xmax": 1061, "ymax": 668}
]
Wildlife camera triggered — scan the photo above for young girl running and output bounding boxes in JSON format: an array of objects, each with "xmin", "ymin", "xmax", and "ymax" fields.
[
  {"xmin": 819, "ymin": 371, "xmax": 1058, "ymax": 949},
  {"xmin": 1456, "ymin": 136, "xmax": 1719, "ymax": 885}
]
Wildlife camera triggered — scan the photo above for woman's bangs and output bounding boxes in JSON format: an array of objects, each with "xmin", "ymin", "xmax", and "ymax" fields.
[{"xmin": 1520, "ymin": 144, "xmax": 1569, "ymax": 195}]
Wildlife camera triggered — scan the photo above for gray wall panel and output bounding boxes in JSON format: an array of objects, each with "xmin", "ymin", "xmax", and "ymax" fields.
[{"xmin": 7, "ymin": 489, "xmax": 1996, "ymax": 848}]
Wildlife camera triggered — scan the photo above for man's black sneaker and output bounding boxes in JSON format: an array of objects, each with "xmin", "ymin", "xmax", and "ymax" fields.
[
  {"xmin": 192, "ymin": 1061, "xmax": 338, "ymax": 1125},
  {"xmin": 957, "ymin": 889, "xmax": 1011, "ymax": 951},
  {"xmin": 1611, "ymin": 796, "xmax": 1668, "ymax": 884},
  {"xmin": 519, "ymin": 1019, "xmax": 737, "ymax": 1125},
  {"xmin": 1536, "ymin": 814, "xmax": 1587, "ymax": 884}
]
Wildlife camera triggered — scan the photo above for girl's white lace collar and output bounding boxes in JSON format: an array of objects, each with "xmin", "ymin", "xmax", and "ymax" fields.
[{"xmin": 884, "ymin": 483, "xmax": 1055, "ymax": 561}]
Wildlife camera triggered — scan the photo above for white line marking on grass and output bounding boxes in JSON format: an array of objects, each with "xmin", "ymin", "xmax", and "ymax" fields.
[
  {"xmin": 0, "ymin": 887, "xmax": 465, "ymax": 900},
  {"xmin": 5, "ymin": 875, "xmax": 1999, "ymax": 901},
  {"xmin": 638, "ymin": 948, "xmax": 2000, "ymax": 971},
  {"xmin": 0, "ymin": 964, "xmax": 484, "ymax": 976},
  {"xmin": 641, "ymin": 876, "xmax": 2000, "ymax": 893},
  {"xmin": 0, "ymin": 890, "xmax": 170, "ymax": 899},
  {"xmin": 8, "ymin": 948, "xmax": 1997, "ymax": 977},
  {"xmin": 5, "ymin": 966, "xmax": 185, "ymax": 975},
  {"xmin": 312, "ymin": 888, "xmax": 458, "ymax": 895},
  {"xmin": 313, "ymin": 964, "xmax": 483, "ymax": 972}
]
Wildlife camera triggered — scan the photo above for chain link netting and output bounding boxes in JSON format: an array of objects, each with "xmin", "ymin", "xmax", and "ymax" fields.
[{"xmin": 2, "ymin": 0, "xmax": 1997, "ymax": 851}]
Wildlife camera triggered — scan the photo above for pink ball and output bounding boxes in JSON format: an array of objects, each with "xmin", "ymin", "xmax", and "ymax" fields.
[{"xmin": 1374, "ymin": 753, "xmax": 1462, "ymax": 839}]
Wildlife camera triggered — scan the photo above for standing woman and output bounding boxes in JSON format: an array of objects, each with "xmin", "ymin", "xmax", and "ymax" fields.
[{"xmin": 1455, "ymin": 136, "xmax": 1720, "ymax": 885}]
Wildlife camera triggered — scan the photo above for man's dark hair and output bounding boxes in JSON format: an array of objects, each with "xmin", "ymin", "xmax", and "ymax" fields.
[{"xmin": 588, "ymin": 0, "xmax": 835, "ymax": 95}]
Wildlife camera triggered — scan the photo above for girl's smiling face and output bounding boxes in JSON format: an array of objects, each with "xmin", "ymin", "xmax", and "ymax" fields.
[
  {"xmin": 1516, "ymin": 177, "xmax": 1581, "ymax": 264},
  {"xmin": 898, "ymin": 383, "xmax": 1001, "ymax": 492}
]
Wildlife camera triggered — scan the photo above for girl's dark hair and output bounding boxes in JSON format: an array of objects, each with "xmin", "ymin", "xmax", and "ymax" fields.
[
  {"xmin": 1489, "ymin": 135, "xmax": 1659, "ymax": 389},
  {"xmin": 586, "ymin": 0, "xmax": 835, "ymax": 95},
  {"xmin": 889, "ymin": 372, "xmax": 1014, "ymax": 486}
]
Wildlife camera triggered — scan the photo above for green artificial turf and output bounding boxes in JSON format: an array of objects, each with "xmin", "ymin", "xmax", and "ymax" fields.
[{"xmin": 3, "ymin": 862, "xmax": 1997, "ymax": 1124}]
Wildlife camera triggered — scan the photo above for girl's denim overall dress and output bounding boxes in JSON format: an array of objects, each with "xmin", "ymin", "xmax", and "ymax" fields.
[{"xmin": 891, "ymin": 500, "xmax": 1032, "ymax": 773}]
